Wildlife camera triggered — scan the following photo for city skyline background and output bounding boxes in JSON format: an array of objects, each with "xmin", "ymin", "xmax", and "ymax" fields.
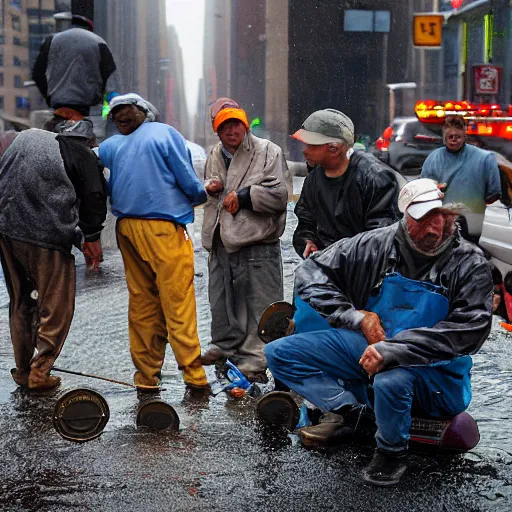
[{"xmin": 166, "ymin": 0, "xmax": 204, "ymax": 117}]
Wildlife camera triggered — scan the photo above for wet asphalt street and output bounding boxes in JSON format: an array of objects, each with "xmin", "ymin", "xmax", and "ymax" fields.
[{"xmin": 0, "ymin": 199, "xmax": 512, "ymax": 512}]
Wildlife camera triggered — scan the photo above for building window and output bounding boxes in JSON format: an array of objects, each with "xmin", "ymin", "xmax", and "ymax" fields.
[
  {"xmin": 13, "ymin": 56, "xmax": 22, "ymax": 66},
  {"xmin": 344, "ymin": 10, "xmax": 390, "ymax": 33},
  {"xmin": 27, "ymin": 8, "xmax": 55, "ymax": 18},
  {"xmin": 13, "ymin": 36, "xmax": 22, "ymax": 46},
  {"xmin": 12, "ymin": 15, "xmax": 22, "ymax": 32},
  {"xmin": 0, "ymin": 97, "xmax": 4, "ymax": 109},
  {"xmin": 14, "ymin": 75, "xmax": 23, "ymax": 88},
  {"xmin": 29, "ymin": 24, "xmax": 53, "ymax": 35},
  {"xmin": 0, "ymin": 54, "xmax": 4, "ymax": 67},
  {"xmin": 15, "ymin": 96, "xmax": 29, "ymax": 109},
  {"xmin": 0, "ymin": 73, "xmax": 4, "ymax": 87},
  {"xmin": 0, "ymin": 35, "xmax": 5, "ymax": 45}
]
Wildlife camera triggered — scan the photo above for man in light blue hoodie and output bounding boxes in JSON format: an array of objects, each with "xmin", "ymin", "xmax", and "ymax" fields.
[
  {"xmin": 99, "ymin": 94, "xmax": 209, "ymax": 397},
  {"xmin": 421, "ymin": 115, "xmax": 501, "ymax": 241}
]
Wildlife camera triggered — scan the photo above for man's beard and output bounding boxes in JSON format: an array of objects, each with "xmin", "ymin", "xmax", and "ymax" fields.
[{"xmin": 402, "ymin": 218, "xmax": 455, "ymax": 257}]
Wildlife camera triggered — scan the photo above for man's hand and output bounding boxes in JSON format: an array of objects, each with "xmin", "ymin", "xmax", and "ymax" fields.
[
  {"xmin": 359, "ymin": 345, "xmax": 385, "ymax": 376},
  {"xmin": 82, "ymin": 240, "xmax": 103, "ymax": 272},
  {"xmin": 205, "ymin": 178, "xmax": 224, "ymax": 196},
  {"xmin": 360, "ymin": 310, "xmax": 386, "ymax": 345},
  {"xmin": 303, "ymin": 240, "xmax": 319, "ymax": 258},
  {"xmin": 223, "ymin": 191, "xmax": 240, "ymax": 215}
]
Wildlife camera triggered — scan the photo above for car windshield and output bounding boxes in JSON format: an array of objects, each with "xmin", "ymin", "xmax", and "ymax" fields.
[{"xmin": 397, "ymin": 120, "xmax": 440, "ymax": 141}]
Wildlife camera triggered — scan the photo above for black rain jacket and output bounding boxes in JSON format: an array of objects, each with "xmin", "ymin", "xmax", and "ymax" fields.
[
  {"xmin": 293, "ymin": 151, "xmax": 400, "ymax": 257},
  {"xmin": 295, "ymin": 222, "xmax": 494, "ymax": 369}
]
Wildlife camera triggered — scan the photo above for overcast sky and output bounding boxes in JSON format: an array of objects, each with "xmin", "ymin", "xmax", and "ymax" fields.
[{"xmin": 166, "ymin": 0, "xmax": 205, "ymax": 116}]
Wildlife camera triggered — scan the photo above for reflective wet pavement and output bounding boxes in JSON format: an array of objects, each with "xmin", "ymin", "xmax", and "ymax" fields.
[{"xmin": 0, "ymin": 203, "xmax": 511, "ymax": 511}]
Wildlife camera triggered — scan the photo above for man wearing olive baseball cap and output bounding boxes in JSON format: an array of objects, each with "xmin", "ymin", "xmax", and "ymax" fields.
[{"xmin": 291, "ymin": 109, "xmax": 399, "ymax": 259}]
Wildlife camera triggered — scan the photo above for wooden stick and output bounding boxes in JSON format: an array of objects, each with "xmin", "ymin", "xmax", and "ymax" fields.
[{"xmin": 52, "ymin": 367, "xmax": 136, "ymax": 388}]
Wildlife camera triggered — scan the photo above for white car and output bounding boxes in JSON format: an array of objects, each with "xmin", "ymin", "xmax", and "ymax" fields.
[
  {"xmin": 480, "ymin": 201, "xmax": 512, "ymax": 279},
  {"xmin": 479, "ymin": 152, "xmax": 512, "ymax": 281}
]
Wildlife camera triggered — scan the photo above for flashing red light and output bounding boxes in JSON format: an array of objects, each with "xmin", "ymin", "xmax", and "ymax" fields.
[
  {"xmin": 451, "ymin": 0, "xmax": 464, "ymax": 8},
  {"xmin": 416, "ymin": 99, "xmax": 512, "ymax": 140}
]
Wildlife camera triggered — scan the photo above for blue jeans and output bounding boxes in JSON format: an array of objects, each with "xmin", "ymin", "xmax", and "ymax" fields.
[{"xmin": 265, "ymin": 329, "xmax": 472, "ymax": 452}]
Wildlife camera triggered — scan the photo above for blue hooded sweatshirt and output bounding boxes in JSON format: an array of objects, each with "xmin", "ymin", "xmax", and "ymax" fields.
[{"xmin": 99, "ymin": 122, "xmax": 207, "ymax": 225}]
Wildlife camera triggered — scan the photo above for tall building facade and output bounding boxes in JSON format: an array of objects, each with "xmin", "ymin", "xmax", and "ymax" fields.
[
  {"xmin": 94, "ymin": 0, "xmax": 168, "ymax": 116},
  {"xmin": 165, "ymin": 25, "xmax": 188, "ymax": 137},
  {"xmin": 423, "ymin": 0, "xmax": 512, "ymax": 105},
  {"xmin": 201, "ymin": 0, "xmax": 420, "ymax": 157},
  {"xmin": 0, "ymin": 0, "xmax": 54, "ymax": 122}
]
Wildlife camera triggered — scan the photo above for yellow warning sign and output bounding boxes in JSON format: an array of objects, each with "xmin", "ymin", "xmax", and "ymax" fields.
[{"xmin": 413, "ymin": 14, "xmax": 444, "ymax": 48}]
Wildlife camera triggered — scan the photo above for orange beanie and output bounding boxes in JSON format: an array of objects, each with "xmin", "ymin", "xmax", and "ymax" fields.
[{"xmin": 213, "ymin": 108, "xmax": 250, "ymax": 133}]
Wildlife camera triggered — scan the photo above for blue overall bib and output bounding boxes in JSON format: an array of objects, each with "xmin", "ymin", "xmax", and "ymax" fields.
[{"xmin": 265, "ymin": 273, "xmax": 472, "ymax": 452}]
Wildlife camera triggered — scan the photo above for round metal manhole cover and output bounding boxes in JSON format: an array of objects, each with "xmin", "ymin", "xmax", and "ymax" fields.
[
  {"xmin": 258, "ymin": 301, "xmax": 295, "ymax": 344},
  {"xmin": 136, "ymin": 398, "xmax": 180, "ymax": 431},
  {"xmin": 53, "ymin": 388, "xmax": 110, "ymax": 442}
]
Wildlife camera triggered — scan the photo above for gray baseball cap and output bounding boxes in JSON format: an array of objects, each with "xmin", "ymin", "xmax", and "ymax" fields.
[{"xmin": 291, "ymin": 109, "xmax": 355, "ymax": 146}]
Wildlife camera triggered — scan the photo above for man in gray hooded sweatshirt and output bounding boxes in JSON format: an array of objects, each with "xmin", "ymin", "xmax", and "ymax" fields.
[{"xmin": 0, "ymin": 120, "xmax": 107, "ymax": 390}]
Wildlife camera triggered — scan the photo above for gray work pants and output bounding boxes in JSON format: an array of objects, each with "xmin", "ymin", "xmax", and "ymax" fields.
[{"xmin": 208, "ymin": 237, "xmax": 283, "ymax": 374}]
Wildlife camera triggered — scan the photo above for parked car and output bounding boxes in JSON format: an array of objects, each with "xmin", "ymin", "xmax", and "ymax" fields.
[{"xmin": 373, "ymin": 117, "xmax": 442, "ymax": 175}]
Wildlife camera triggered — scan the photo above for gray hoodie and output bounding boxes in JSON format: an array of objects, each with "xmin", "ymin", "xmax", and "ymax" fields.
[{"xmin": 0, "ymin": 129, "xmax": 106, "ymax": 253}]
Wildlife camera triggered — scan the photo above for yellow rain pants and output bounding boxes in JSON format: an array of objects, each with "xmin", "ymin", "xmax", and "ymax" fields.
[{"xmin": 116, "ymin": 218, "xmax": 207, "ymax": 389}]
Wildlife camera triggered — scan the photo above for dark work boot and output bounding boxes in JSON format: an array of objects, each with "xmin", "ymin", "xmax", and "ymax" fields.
[
  {"xmin": 136, "ymin": 386, "xmax": 162, "ymax": 401},
  {"xmin": 298, "ymin": 412, "xmax": 354, "ymax": 448},
  {"xmin": 363, "ymin": 449, "xmax": 409, "ymax": 487},
  {"xmin": 200, "ymin": 345, "xmax": 226, "ymax": 366}
]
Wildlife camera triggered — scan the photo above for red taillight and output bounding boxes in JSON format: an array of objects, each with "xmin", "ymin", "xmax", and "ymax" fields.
[{"xmin": 376, "ymin": 137, "xmax": 390, "ymax": 151}]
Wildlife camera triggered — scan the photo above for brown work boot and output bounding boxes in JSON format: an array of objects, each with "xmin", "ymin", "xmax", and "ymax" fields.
[
  {"xmin": 28, "ymin": 356, "xmax": 61, "ymax": 391},
  {"xmin": 298, "ymin": 412, "xmax": 354, "ymax": 448},
  {"xmin": 200, "ymin": 345, "xmax": 226, "ymax": 366},
  {"xmin": 28, "ymin": 373, "xmax": 61, "ymax": 390},
  {"xmin": 10, "ymin": 368, "xmax": 29, "ymax": 388}
]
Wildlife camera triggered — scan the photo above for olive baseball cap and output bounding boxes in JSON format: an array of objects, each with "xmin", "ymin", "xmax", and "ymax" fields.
[{"xmin": 291, "ymin": 109, "xmax": 355, "ymax": 146}]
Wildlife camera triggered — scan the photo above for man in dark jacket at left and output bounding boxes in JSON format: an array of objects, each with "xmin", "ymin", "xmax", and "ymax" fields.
[
  {"xmin": 0, "ymin": 120, "xmax": 107, "ymax": 390},
  {"xmin": 292, "ymin": 109, "xmax": 400, "ymax": 258}
]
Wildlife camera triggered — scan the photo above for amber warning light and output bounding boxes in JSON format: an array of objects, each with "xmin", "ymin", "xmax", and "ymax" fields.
[{"xmin": 415, "ymin": 100, "xmax": 512, "ymax": 140}]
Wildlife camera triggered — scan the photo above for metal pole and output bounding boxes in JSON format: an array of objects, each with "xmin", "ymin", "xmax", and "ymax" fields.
[
  {"xmin": 389, "ymin": 88, "xmax": 395, "ymax": 124},
  {"xmin": 52, "ymin": 367, "xmax": 137, "ymax": 388}
]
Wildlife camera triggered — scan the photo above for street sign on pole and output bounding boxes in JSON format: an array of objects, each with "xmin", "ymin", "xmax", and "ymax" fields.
[{"xmin": 413, "ymin": 14, "xmax": 444, "ymax": 48}]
